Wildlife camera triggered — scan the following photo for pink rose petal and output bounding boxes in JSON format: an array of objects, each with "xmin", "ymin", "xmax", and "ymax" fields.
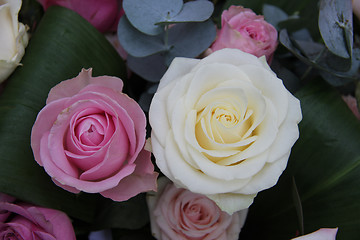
[{"xmin": 292, "ymin": 228, "xmax": 338, "ymax": 240}]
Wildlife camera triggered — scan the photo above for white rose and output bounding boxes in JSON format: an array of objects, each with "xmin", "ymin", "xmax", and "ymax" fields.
[
  {"xmin": 0, "ymin": 0, "xmax": 29, "ymax": 83},
  {"xmin": 149, "ymin": 48, "xmax": 302, "ymax": 214}
]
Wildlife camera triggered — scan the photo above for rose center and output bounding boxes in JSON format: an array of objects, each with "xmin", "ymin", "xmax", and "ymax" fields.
[
  {"xmin": 1, "ymin": 228, "xmax": 22, "ymax": 240},
  {"xmin": 214, "ymin": 108, "xmax": 238, "ymax": 128},
  {"xmin": 75, "ymin": 113, "xmax": 107, "ymax": 146},
  {"xmin": 184, "ymin": 203, "xmax": 208, "ymax": 222}
]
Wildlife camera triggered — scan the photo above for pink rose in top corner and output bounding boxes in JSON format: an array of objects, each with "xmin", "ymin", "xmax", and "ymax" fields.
[
  {"xmin": 31, "ymin": 69, "xmax": 158, "ymax": 201},
  {"xmin": 353, "ymin": 0, "xmax": 360, "ymax": 20},
  {"xmin": 147, "ymin": 177, "xmax": 248, "ymax": 240},
  {"xmin": 291, "ymin": 228, "xmax": 338, "ymax": 240},
  {"xmin": 0, "ymin": 193, "xmax": 76, "ymax": 240},
  {"xmin": 37, "ymin": 0, "xmax": 121, "ymax": 32},
  {"xmin": 342, "ymin": 95, "xmax": 360, "ymax": 120},
  {"xmin": 211, "ymin": 5, "xmax": 278, "ymax": 63}
]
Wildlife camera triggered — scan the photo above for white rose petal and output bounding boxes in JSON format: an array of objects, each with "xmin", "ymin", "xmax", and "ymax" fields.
[
  {"xmin": 149, "ymin": 48, "xmax": 302, "ymax": 214},
  {"xmin": 0, "ymin": 0, "xmax": 29, "ymax": 83}
]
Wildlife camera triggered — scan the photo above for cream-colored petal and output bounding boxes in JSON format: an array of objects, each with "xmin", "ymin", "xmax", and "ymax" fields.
[
  {"xmin": 184, "ymin": 63, "xmax": 251, "ymax": 108},
  {"xmin": 149, "ymin": 81, "xmax": 175, "ymax": 147},
  {"xmin": 151, "ymin": 134, "xmax": 171, "ymax": 178},
  {"xmin": 216, "ymin": 98, "xmax": 278, "ymax": 165},
  {"xmin": 0, "ymin": 4, "xmax": 16, "ymax": 60},
  {"xmin": 206, "ymin": 192, "xmax": 256, "ymax": 214},
  {"xmin": 195, "ymin": 48, "xmax": 265, "ymax": 71},
  {"xmin": 187, "ymin": 144, "xmax": 269, "ymax": 180},
  {"xmin": 268, "ymin": 93, "xmax": 302, "ymax": 163},
  {"xmin": 157, "ymin": 57, "xmax": 199, "ymax": 90},
  {"xmin": 164, "ymin": 131, "xmax": 252, "ymax": 194},
  {"xmin": 237, "ymin": 65, "xmax": 289, "ymax": 126},
  {"xmin": 236, "ymin": 151, "xmax": 291, "ymax": 195}
]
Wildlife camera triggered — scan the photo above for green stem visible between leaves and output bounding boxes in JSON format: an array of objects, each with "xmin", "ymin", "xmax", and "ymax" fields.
[
  {"xmin": 164, "ymin": 24, "xmax": 169, "ymax": 50},
  {"xmin": 300, "ymin": 48, "xmax": 326, "ymax": 81}
]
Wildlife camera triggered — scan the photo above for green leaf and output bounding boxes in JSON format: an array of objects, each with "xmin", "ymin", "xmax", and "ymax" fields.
[
  {"xmin": 240, "ymin": 80, "xmax": 360, "ymax": 239},
  {"xmin": 93, "ymin": 194, "xmax": 150, "ymax": 230},
  {"xmin": 0, "ymin": 6, "xmax": 126, "ymax": 222},
  {"xmin": 156, "ymin": 0, "xmax": 214, "ymax": 24},
  {"xmin": 123, "ymin": 0, "xmax": 183, "ymax": 35},
  {"xmin": 318, "ymin": 0, "xmax": 353, "ymax": 58}
]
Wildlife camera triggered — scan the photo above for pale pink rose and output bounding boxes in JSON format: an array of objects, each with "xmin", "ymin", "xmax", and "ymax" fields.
[
  {"xmin": 342, "ymin": 95, "xmax": 360, "ymax": 120},
  {"xmin": 211, "ymin": 5, "xmax": 278, "ymax": 63},
  {"xmin": 291, "ymin": 228, "xmax": 338, "ymax": 240},
  {"xmin": 147, "ymin": 177, "xmax": 248, "ymax": 240},
  {"xmin": 37, "ymin": 0, "xmax": 121, "ymax": 32},
  {"xmin": 31, "ymin": 69, "xmax": 158, "ymax": 201},
  {"xmin": 0, "ymin": 193, "xmax": 76, "ymax": 240},
  {"xmin": 353, "ymin": 0, "xmax": 360, "ymax": 20}
]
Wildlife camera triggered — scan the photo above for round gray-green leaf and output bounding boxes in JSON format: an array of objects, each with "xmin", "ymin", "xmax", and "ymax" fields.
[
  {"xmin": 156, "ymin": 0, "xmax": 214, "ymax": 24},
  {"xmin": 118, "ymin": 16, "xmax": 167, "ymax": 57},
  {"xmin": 123, "ymin": 0, "xmax": 183, "ymax": 35}
]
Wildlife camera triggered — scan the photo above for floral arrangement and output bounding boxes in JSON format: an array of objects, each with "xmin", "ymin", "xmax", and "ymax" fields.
[{"xmin": 0, "ymin": 0, "xmax": 359, "ymax": 239}]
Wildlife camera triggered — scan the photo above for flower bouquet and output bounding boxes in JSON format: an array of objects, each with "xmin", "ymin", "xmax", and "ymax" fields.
[{"xmin": 0, "ymin": 0, "xmax": 359, "ymax": 239}]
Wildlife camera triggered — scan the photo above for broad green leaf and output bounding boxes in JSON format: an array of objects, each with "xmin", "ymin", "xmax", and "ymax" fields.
[
  {"xmin": 156, "ymin": 0, "xmax": 214, "ymax": 24},
  {"xmin": 356, "ymin": 82, "xmax": 360, "ymax": 113},
  {"xmin": 318, "ymin": 0, "xmax": 353, "ymax": 58},
  {"xmin": 0, "ymin": 6, "xmax": 125, "ymax": 222},
  {"xmin": 93, "ymin": 194, "xmax": 150, "ymax": 229},
  {"xmin": 123, "ymin": 0, "xmax": 183, "ymax": 35},
  {"xmin": 118, "ymin": 16, "xmax": 167, "ymax": 57},
  {"xmin": 240, "ymin": 80, "xmax": 360, "ymax": 239}
]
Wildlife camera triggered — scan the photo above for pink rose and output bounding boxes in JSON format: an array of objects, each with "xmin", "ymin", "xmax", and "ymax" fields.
[
  {"xmin": 211, "ymin": 5, "xmax": 278, "ymax": 63},
  {"xmin": 31, "ymin": 69, "xmax": 158, "ymax": 201},
  {"xmin": 0, "ymin": 193, "xmax": 76, "ymax": 240},
  {"xmin": 147, "ymin": 177, "xmax": 248, "ymax": 240},
  {"xmin": 37, "ymin": 0, "xmax": 121, "ymax": 32},
  {"xmin": 342, "ymin": 95, "xmax": 360, "ymax": 120},
  {"xmin": 291, "ymin": 228, "xmax": 338, "ymax": 240},
  {"xmin": 353, "ymin": 0, "xmax": 360, "ymax": 20}
]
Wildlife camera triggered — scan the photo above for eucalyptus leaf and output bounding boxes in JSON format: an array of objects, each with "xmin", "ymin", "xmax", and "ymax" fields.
[
  {"xmin": 318, "ymin": 0, "xmax": 353, "ymax": 58},
  {"xmin": 240, "ymin": 80, "xmax": 360, "ymax": 239},
  {"xmin": 262, "ymin": 4, "xmax": 288, "ymax": 29},
  {"xmin": 127, "ymin": 53, "xmax": 168, "ymax": 82},
  {"xmin": 0, "ymin": 6, "xmax": 126, "ymax": 222},
  {"xmin": 118, "ymin": 16, "xmax": 167, "ymax": 57},
  {"xmin": 279, "ymin": 29, "xmax": 357, "ymax": 84},
  {"xmin": 156, "ymin": 0, "xmax": 214, "ymax": 24},
  {"xmin": 166, "ymin": 20, "xmax": 216, "ymax": 64},
  {"xmin": 123, "ymin": 0, "xmax": 183, "ymax": 35}
]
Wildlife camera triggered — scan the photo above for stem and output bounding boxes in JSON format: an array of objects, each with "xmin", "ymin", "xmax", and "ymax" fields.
[
  {"xmin": 164, "ymin": 24, "xmax": 169, "ymax": 50},
  {"xmin": 300, "ymin": 47, "xmax": 326, "ymax": 81}
]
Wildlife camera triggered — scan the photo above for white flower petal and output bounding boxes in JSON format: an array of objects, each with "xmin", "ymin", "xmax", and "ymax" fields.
[
  {"xmin": 165, "ymin": 131, "xmax": 251, "ymax": 194},
  {"xmin": 238, "ymin": 65, "xmax": 289, "ymax": 126},
  {"xmin": 206, "ymin": 192, "xmax": 256, "ymax": 215},
  {"xmin": 268, "ymin": 93, "xmax": 302, "ymax": 163},
  {"xmin": 158, "ymin": 57, "xmax": 199, "ymax": 90},
  {"xmin": 237, "ymin": 151, "xmax": 291, "ymax": 195}
]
